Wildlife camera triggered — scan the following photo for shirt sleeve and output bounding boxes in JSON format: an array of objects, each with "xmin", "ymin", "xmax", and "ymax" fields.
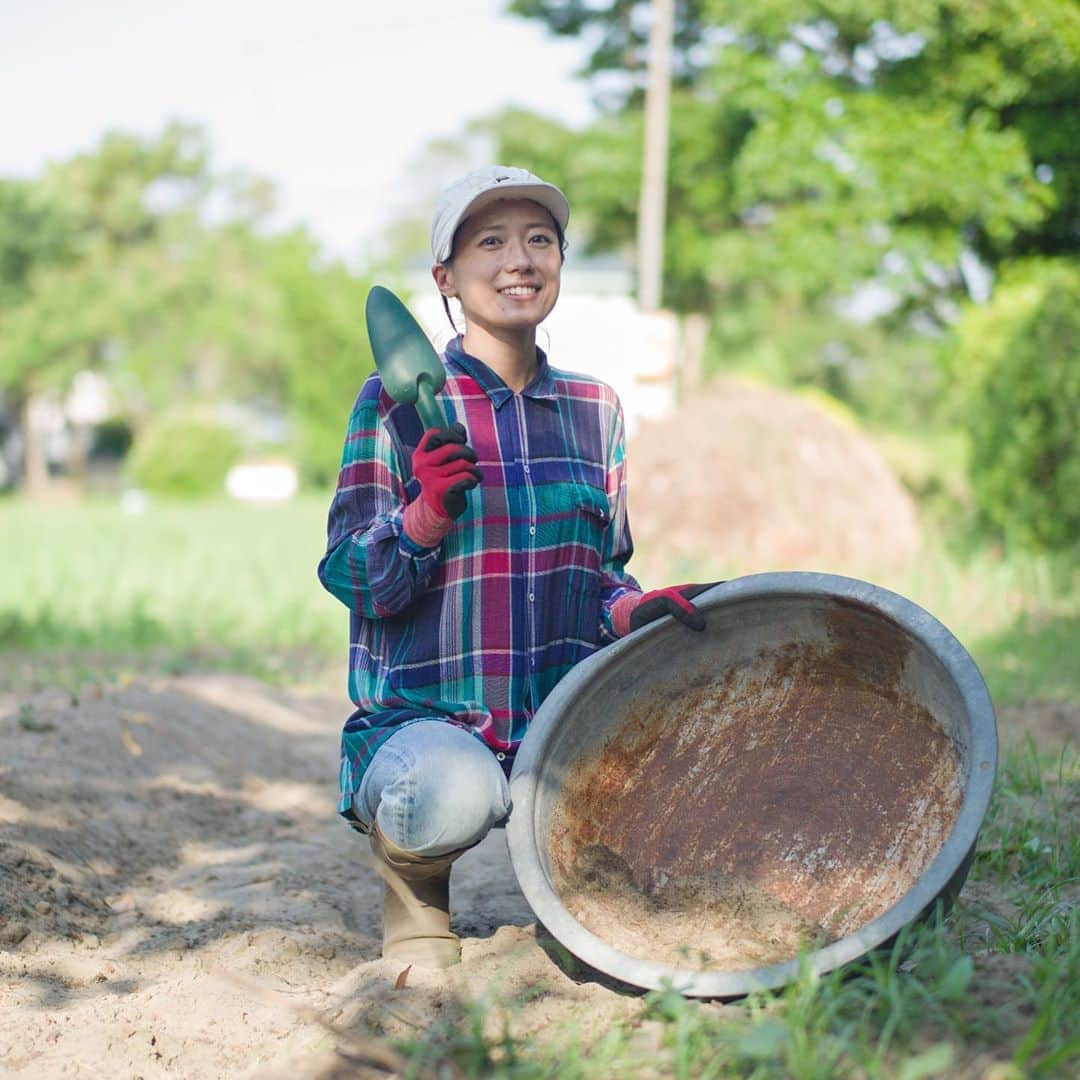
[
  {"xmin": 597, "ymin": 394, "xmax": 642, "ymax": 642},
  {"xmin": 317, "ymin": 381, "xmax": 442, "ymax": 618}
]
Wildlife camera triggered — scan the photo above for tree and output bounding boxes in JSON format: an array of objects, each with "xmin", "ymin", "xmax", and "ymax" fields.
[
  {"xmin": 0, "ymin": 180, "xmax": 78, "ymax": 310},
  {"xmin": 0, "ymin": 123, "xmax": 364, "ymax": 493},
  {"xmin": 949, "ymin": 259, "xmax": 1080, "ymax": 548},
  {"xmin": 0, "ymin": 124, "xmax": 225, "ymax": 491},
  {"xmin": 509, "ymin": 1, "xmax": 711, "ymax": 107},
  {"xmin": 268, "ymin": 231, "xmax": 375, "ymax": 488},
  {"xmin": 499, "ymin": 0, "xmax": 1076, "ymax": 424},
  {"xmin": 0, "ymin": 179, "xmax": 83, "ymax": 489}
]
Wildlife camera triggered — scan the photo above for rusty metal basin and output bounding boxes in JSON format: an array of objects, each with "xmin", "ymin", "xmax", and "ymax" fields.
[{"xmin": 507, "ymin": 573, "xmax": 998, "ymax": 997}]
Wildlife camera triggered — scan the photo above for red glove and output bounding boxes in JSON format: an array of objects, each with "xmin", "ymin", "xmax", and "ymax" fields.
[
  {"xmin": 402, "ymin": 424, "xmax": 481, "ymax": 547},
  {"xmin": 613, "ymin": 583, "xmax": 719, "ymax": 636}
]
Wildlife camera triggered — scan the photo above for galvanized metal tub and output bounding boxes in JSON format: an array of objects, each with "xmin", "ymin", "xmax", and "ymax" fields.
[{"xmin": 507, "ymin": 573, "xmax": 998, "ymax": 997}]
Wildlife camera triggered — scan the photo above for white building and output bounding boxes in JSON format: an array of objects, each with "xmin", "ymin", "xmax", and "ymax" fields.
[{"xmin": 403, "ymin": 257, "xmax": 679, "ymax": 439}]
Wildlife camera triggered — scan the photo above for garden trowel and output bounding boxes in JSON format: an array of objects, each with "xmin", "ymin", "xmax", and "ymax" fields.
[{"xmin": 365, "ymin": 285, "xmax": 446, "ymax": 430}]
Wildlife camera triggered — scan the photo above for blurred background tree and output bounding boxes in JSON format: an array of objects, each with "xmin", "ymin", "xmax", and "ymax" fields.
[
  {"xmin": 0, "ymin": 122, "xmax": 374, "ymax": 495},
  {"xmin": 950, "ymin": 259, "xmax": 1080, "ymax": 549},
  {"xmin": 1, "ymin": 3, "xmax": 1075, "ymax": 546},
  {"xmin": 495, "ymin": 0, "xmax": 1078, "ymax": 547},
  {"xmin": 268, "ymin": 230, "xmax": 375, "ymax": 488}
]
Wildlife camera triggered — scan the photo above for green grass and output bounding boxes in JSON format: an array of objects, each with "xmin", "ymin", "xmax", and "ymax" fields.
[
  {"xmin": 1, "ymin": 493, "xmax": 1076, "ymax": 704},
  {"xmin": 0, "ymin": 493, "xmax": 344, "ymax": 689}
]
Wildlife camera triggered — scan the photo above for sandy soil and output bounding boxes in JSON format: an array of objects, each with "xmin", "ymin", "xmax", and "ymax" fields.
[
  {"xmin": 1, "ymin": 676, "xmax": 1076, "ymax": 1077},
  {"xmin": 0, "ymin": 674, "xmax": 640, "ymax": 1079},
  {"xmin": 562, "ymin": 845, "xmax": 829, "ymax": 972}
]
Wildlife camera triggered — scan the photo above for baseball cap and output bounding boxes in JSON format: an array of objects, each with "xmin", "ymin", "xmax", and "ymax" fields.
[{"xmin": 430, "ymin": 165, "xmax": 570, "ymax": 264}]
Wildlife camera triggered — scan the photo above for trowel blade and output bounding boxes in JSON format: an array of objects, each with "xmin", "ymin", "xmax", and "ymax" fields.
[{"xmin": 365, "ymin": 285, "xmax": 447, "ymax": 430}]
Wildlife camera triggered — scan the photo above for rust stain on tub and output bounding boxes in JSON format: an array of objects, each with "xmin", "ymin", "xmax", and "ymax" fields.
[{"xmin": 549, "ymin": 602, "xmax": 964, "ymax": 966}]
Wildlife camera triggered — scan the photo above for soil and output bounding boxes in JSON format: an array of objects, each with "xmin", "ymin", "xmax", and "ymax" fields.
[
  {"xmin": 0, "ymin": 676, "xmax": 1075, "ymax": 1076},
  {"xmin": 0, "ymin": 674, "xmax": 635, "ymax": 1078},
  {"xmin": 999, "ymin": 699, "xmax": 1080, "ymax": 753},
  {"xmin": 562, "ymin": 844, "xmax": 829, "ymax": 971}
]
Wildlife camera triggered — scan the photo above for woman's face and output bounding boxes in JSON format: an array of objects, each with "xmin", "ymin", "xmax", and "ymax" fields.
[{"xmin": 434, "ymin": 198, "xmax": 562, "ymax": 336}]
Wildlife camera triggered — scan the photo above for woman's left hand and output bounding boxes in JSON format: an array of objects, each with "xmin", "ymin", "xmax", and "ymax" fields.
[{"xmin": 614, "ymin": 583, "xmax": 722, "ymax": 635}]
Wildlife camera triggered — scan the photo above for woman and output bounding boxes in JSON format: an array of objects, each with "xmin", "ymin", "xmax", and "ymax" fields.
[{"xmin": 319, "ymin": 165, "xmax": 710, "ymax": 968}]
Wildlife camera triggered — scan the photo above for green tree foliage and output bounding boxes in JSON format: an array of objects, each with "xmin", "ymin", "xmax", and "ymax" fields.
[
  {"xmin": 953, "ymin": 261, "xmax": 1080, "ymax": 549},
  {"xmin": 708, "ymin": 0, "xmax": 1079, "ymax": 263},
  {"xmin": 0, "ymin": 180, "xmax": 78, "ymax": 310},
  {"xmin": 0, "ymin": 124, "xmax": 240, "ymax": 491},
  {"xmin": 0, "ymin": 124, "xmax": 284, "ymax": 406},
  {"xmin": 268, "ymin": 231, "xmax": 375, "ymax": 488},
  {"xmin": 500, "ymin": 0, "xmax": 1076, "ymax": 426},
  {"xmin": 0, "ymin": 122, "xmax": 374, "ymax": 493},
  {"xmin": 509, "ymin": 1, "xmax": 710, "ymax": 106}
]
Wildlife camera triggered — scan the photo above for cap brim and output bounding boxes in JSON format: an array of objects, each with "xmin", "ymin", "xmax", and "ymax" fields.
[
  {"xmin": 434, "ymin": 181, "xmax": 570, "ymax": 263},
  {"xmin": 461, "ymin": 183, "xmax": 569, "ymax": 232}
]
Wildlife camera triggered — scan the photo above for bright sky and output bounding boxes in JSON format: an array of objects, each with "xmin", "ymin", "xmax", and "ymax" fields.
[{"xmin": 0, "ymin": 0, "xmax": 595, "ymax": 263}]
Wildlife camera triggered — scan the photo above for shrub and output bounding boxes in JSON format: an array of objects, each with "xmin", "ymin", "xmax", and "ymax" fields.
[
  {"xmin": 964, "ymin": 262, "xmax": 1080, "ymax": 549},
  {"xmin": 126, "ymin": 415, "xmax": 243, "ymax": 497}
]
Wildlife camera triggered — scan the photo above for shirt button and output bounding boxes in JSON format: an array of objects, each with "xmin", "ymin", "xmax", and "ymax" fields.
[
  {"xmin": 529, "ymin": 526, "xmax": 536, "ymax": 536},
  {"xmin": 496, "ymin": 752, "xmax": 506, "ymax": 761},
  {"xmin": 523, "ymin": 464, "xmax": 530, "ymax": 473},
  {"xmin": 528, "ymin": 593, "xmax": 535, "ymax": 602}
]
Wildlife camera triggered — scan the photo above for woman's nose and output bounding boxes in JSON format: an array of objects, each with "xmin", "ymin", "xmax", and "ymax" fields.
[{"xmin": 503, "ymin": 236, "xmax": 533, "ymax": 270}]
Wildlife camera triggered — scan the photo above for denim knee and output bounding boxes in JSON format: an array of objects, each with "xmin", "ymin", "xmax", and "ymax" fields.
[{"xmin": 359, "ymin": 721, "xmax": 511, "ymax": 857}]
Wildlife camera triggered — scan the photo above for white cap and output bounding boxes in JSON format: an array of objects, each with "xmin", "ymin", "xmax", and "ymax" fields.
[{"xmin": 430, "ymin": 165, "xmax": 570, "ymax": 264}]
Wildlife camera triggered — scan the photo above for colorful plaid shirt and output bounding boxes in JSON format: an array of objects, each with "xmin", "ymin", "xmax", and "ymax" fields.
[{"xmin": 319, "ymin": 336, "xmax": 640, "ymax": 822}]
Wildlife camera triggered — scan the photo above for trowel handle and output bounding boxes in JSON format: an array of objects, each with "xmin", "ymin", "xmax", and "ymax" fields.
[{"xmin": 415, "ymin": 375, "xmax": 446, "ymax": 431}]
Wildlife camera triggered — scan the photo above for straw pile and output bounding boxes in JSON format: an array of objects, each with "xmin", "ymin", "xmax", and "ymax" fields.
[{"xmin": 627, "ymin": 376, "xmax": 921, "ymax": 584}]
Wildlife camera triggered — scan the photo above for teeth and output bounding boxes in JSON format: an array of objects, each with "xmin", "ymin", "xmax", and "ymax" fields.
[{"xmin": 501, "ymin": 286, "xmax": 539, "ymax": 296}]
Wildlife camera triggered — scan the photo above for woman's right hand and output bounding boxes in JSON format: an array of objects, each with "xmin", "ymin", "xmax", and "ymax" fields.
[{"xmin": 411, "ymin": 423, "xmax": 481, "ymax": 521}]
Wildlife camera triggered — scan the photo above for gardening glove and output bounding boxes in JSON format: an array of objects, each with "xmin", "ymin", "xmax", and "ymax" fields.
[
  {"xmin": 402, "ymin": 423, "xmax": 481, "ymax": 547},
  {"xmin": 612, "ymin": 583, "xmax": 720, "ymax": 637}
]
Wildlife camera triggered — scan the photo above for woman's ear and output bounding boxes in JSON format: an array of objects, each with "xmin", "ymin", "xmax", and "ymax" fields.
[{"xmin": 432, "ymin": 263, "xmax": 456, "ymax": 297}]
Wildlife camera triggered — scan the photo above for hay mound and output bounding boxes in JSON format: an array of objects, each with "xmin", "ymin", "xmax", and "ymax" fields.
[{"xmin": 627, "ymin": 377, "xmax": 920, "ymax": 582}]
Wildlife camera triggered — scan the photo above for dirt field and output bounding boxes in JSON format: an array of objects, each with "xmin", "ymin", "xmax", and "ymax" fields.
[
  {"xmin": 0, "ymin": 674, "xmax": 642, "ymax": 1078},
  {"xmin": 1, "ymin": 675, "xmax": 1075, "ymax": 1077}
]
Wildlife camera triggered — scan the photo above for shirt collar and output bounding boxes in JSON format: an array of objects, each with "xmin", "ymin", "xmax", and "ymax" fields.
[{"xmin": 444, "ymin": 336, "xmax": 557, "ymax": 408}]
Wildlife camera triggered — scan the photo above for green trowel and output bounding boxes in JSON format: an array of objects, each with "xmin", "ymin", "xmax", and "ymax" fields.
[{"xmin": 365, "ymin": 285, "xmax": 447, "ymax": 430}]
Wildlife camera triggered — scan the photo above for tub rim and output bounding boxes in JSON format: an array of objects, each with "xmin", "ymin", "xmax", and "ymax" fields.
[{"xmin": 507, "ymin": 571, "xmax": 999, "ymax": 998}]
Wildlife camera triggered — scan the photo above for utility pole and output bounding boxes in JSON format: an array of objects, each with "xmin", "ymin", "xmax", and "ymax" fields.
[{"xmin": 637, "ymin": 0, "xmax": 675, "ymax": 313}]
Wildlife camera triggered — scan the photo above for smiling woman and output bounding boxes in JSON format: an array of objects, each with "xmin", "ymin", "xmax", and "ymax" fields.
[
  {"xmin": 316, "ymin": 165, "xmax": 715, "ymax": 970},
  {"xmin": 429, "ymin": 166, "xmax": 571, "ymax": 378},
  {"xmin": 432, "ymin": 199, "xmax": 564, "ymax": 373},
  {"xmin": 432, "ymin": 200, "xmax": 565, "ymax": 369}
]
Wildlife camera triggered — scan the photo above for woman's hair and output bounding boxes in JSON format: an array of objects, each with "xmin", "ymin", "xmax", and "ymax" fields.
[{"xmin": 439, "ymin": 215, "xmax": 567, "ymax": 332}]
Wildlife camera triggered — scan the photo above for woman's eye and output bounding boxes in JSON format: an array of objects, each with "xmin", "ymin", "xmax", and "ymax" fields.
[
  {"xmin": 530, "ymin": 233, "xmax": 553, "ymax": 245},
  {"xmin": 479, "ymin": 236, "xmax": 500, "ymax": 247}
]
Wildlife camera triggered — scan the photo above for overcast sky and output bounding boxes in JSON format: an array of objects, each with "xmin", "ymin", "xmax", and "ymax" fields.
[{"xmin": 1, "ymin": 0, "xmax": 595, "ymax": 262}]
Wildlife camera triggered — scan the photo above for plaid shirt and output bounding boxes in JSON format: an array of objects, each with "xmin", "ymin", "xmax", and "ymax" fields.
[{"xmin": 319, "ymin": 336, "xmax": 640, "ymax": 821}]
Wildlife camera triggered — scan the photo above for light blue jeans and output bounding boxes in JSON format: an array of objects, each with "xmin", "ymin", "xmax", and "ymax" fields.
[{"xmin": 355, "ymin": 720, "xmax": 512, "ymax": 857}]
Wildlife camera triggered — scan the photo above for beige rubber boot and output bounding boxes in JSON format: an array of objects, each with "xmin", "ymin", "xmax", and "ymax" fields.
[{"xmin": 370, "ymin": 824, "xmax": 468, "ymax": 969}]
